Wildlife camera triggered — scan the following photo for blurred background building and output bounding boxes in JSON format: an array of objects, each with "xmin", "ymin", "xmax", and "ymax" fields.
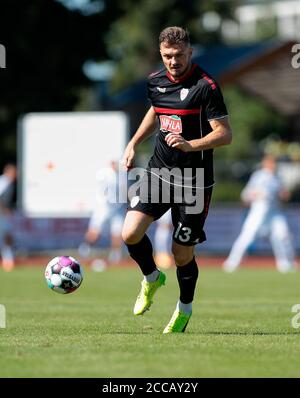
[{"xmin": 0, "ymin": 0, "xmax": 299, "ymax": 260}]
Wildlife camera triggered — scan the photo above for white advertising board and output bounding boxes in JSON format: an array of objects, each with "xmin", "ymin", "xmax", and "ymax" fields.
[{"xmin": 19, "ymin": 112, "xmax": 128, "ymax": 217}]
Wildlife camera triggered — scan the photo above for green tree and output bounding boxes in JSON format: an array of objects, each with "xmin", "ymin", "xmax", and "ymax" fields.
[
  {"xmin": 106, "ymin": 0, "xmax": 240, "ymax": 92},
  {"xmin": 216, "ymin": 85, "xmax": 288, "ymax": 160}
]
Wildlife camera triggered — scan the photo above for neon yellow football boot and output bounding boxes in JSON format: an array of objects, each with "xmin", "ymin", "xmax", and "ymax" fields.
[
  {"xmin": 163, "ymin": 309, "xmax": 191, "ymax": 333},
  {"xmin": 133, "ymin": 271, "xmax": 166, "ymax": 315}
]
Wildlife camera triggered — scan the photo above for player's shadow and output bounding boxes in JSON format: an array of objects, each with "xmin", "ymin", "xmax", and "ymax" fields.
[
  {"xmin": 100, "ymin": 330, "xmax": 300, "ymax": 335},
  {"xmin": 199, "ymin": 330, "xmax": 300, "ymax": 336}
]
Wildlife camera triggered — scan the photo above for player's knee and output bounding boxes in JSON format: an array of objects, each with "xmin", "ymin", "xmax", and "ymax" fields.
[
  {"xmin": 122, "ymin": 227, "xmax": 143, "ymax": 245},
  {"xmin": 171, "ymin": 245, "xmax": 193, "ymax": 266},
  {"xmin": 272, "ymin": 225, "xmax": 290, "ymax": 241}
]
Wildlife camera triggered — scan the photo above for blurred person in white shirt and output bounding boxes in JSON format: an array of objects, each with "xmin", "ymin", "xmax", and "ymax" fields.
[
  {"xmin": 0, "ymin": 164, "xmax": 17, "ymax": 271},
  {"xmin": 223, "ymin": 155, "xmax": 297, "ymax": 273},
  {"xmin": 79, "ymin": 160, "xmax": 127, "ymax": 268}
]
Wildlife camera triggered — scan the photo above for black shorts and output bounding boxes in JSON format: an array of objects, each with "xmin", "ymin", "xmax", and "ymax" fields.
[{"xmin": 127, "ymin": 171, "xmax": 213, "ymax": 246}]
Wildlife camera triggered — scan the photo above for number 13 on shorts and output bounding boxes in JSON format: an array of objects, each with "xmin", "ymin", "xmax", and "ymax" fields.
[{"xmin": 174, "ymin": 222, "xmax": 192, "ymax": 243}]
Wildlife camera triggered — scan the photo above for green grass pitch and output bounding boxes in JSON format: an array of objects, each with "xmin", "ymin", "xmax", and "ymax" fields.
[{"xmin": 0, "ymin": 264, "xmax": 300, "ymax": 378}]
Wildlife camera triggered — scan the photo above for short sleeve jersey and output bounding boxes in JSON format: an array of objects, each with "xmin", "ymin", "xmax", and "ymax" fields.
[
  {"xmin": 147, "ymin": 63, "xmax": 228, "ymax": 187},
  {"xmin": 241, "ymin": 169, "xmax": 283, "ymax": 208}
]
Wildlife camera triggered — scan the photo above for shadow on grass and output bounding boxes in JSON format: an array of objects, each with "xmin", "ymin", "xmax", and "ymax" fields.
[
  {"xmin": 94, "ymin": 330, "xmax": 300, "ymax": 336},
  {"xmin": 195, "ymin": 330, "xmax": 300, "ymax": 336}
]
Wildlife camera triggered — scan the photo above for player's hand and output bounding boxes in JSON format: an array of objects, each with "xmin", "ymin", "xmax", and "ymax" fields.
[
  {"xmin": 121, "ymin": 144, "xmax": 135, "ymax": 170},
  {"xmin": 165, "ymin": 133, "xmax": 193, "ymax": 152}
]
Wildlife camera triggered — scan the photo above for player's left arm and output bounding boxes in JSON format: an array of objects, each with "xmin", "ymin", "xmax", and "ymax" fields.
[{"xmin": 165, "ymin": 116, "xmax": 232, "ymax": 152}]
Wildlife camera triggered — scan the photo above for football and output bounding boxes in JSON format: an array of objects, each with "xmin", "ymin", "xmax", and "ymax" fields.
[{"xmin": 45, "ymin": 256, "xmax": 83, "ymax": 294}]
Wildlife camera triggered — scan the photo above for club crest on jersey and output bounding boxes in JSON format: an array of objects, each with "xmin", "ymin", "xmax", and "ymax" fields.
[
  {"xmin": 180, "ymin": 88, "xmax": 189, "ymax": 101},
  {"xmin": 159, "ymin": 115, "xmax": 182, "ymax": 134},
  {"xmin": 157, "ymin": 87, "xmax": 166, "ymax": 93}
]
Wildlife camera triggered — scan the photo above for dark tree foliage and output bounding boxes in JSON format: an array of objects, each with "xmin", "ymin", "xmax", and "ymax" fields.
[
  {"xmin": 0, "ymin": 0, "xmax": 122, "ymax": 162},
  {"xmin": 0, "ymin": 0, "xmax": 239, "ymax": 162}
]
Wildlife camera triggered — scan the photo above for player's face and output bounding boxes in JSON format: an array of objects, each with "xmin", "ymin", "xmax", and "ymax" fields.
[
  {"xmin": 160, "ymin": 42, "xmax": 193, "ymax": 80},
  {"xmin": 4, "ymin": 165, "xmax": 17, "ymax": 180},
  {"xmin": 262, "ymin": 157, "xmax": 277, "ymax": 173}
]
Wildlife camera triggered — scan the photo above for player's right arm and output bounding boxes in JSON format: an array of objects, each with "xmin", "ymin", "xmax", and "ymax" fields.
[{"xmin": 122, "ymin": 106, "xmax": 157, "ymax": 170}]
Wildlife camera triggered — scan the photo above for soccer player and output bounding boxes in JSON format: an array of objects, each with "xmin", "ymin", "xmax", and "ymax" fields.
[
  {"xmin": 121, "ymin": 26, "xmax": 232, "ymax": 333},
  {"xmin": 0, "ymin": 163, "xmax": 17, "ymax": 271},
  {"xmin": 223, "ymin": 155, "xmax": 297, "ymax": 273}
]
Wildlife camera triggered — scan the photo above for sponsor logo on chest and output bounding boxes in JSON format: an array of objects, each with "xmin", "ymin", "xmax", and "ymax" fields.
[{"xmin": 159, "ymin": 115, "xmax": 182, "ymax": 134}]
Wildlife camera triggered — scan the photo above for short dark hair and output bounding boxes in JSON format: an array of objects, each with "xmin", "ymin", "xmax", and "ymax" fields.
[{"xmin": 159, "ymin": 26, "xmax": 190, "ymax": 47}]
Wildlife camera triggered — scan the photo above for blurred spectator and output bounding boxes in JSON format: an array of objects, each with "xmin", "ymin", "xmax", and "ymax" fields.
[
  {"xmin": 78, "ymin": 160, "xmax": 127, "ymax": 269},
  {"xmin": 0, "ymin": 164, "xmax": 17, "ymax": 271},
  {"xmin": 154, "ymin": 210, "xmax": 173, "ymax": 269},
  {"xmin": 223, "ymin": 155, "xmax": 297, "ymax": 273}
]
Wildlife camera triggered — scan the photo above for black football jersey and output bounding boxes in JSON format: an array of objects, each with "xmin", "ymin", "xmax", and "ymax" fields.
[{"xmin": 147, "ymin": 63, "xmax": 228, "ymax": 187}]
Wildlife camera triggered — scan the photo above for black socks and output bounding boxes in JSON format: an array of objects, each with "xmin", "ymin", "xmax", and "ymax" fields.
[
  {"xmin": 176, "ymin": 257, "xmax": 199, "ymax": 304},
  {"xmin": 127, "ymin": 236, "xmax": 199, "ymax": 303},
  {"xmin": 126, "ymin": 234, "xmax": 157, "ymax": 276}
]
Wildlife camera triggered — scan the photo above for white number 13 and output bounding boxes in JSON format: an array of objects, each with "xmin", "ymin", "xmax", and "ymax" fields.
[{"xmin": 174, "ymin": 222, "xmax": 192, "ymax": 243}]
